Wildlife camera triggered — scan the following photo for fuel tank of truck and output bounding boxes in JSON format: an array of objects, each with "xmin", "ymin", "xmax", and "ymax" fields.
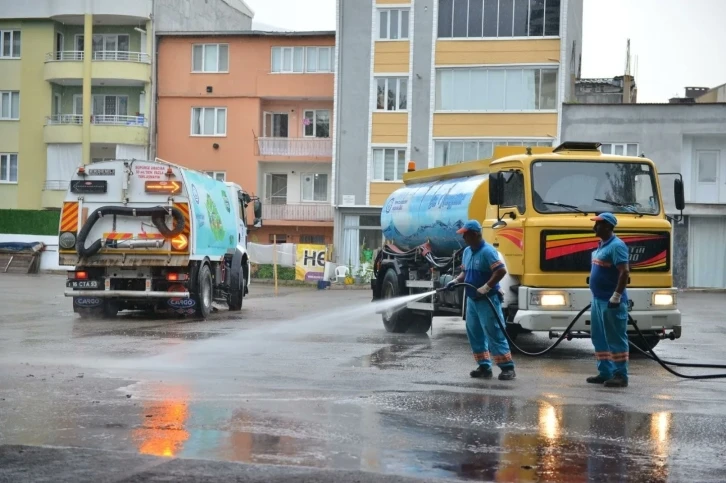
[{"xmin": 380, "ymin": 174, "xmax": 489, "ymax": 256}]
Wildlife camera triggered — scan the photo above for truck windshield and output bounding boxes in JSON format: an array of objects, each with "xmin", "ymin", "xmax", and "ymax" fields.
[{"xmin": 531, "ymin": 160, "xmax": 660, "ymax": 215}]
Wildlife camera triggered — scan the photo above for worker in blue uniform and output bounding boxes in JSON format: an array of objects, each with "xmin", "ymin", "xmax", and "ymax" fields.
[
  {"xmin": 446, "ymin": 220, "xmax": 516, "ymax": 381},
  {"xmin": 588, "ymin": 212, "xmax": 631, "ymax": 388}
]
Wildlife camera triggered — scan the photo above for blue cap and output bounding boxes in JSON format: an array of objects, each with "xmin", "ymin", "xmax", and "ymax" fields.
[
  {"xmin": 591, "ymin": 212, "xmax": 618, "ymax": 227},
  {"xmin": 457, "ymin": 220, "xmax": 482, "ymax": 234}
]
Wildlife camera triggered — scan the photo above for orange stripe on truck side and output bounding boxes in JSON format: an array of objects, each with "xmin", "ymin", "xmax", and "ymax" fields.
[
  {"xmin": 60, "ymin": 202, "xmax": 79, "ymax": 232},
  {"xmin": 103, "ymin": 233, "xmax": 134, "ymax": 241},
  {"xmin": 175, "ymin": 202, "xmax": 191, "ymax": 238}
]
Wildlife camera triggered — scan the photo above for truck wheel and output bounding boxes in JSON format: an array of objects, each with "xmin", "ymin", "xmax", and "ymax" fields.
[
  {"xmin": 629, "ymin": 334, "xmax": 660, "ymax": 353},
  {"xmin": 102, "ymin": 301, "xmax": 119, "ymax": 318},
  {"xmin": 228, "ymin": 267, "xmax": 244, "ymax": 311},
  {"xmin": 380, "ymin": 269, "xmax": 430, "ymax": 333},
  {"xmin": 195, "ymin": 264, "xmax": 213, "ymax": 318}
]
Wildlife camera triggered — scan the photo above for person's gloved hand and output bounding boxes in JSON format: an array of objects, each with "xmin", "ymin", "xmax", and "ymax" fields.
[
  {"xmin": 477, "ymin": 284, "xmax": 491, "ymax": 295},
  {"xmin": 608, "ymin": 292, "xmax": 622, "ymax": 309},
  {"xmin": 445, "ymin": 280, "xmax": 457, "ymax": 291}
]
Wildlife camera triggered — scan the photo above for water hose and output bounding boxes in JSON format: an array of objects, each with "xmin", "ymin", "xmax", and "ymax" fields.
[
  {"xmin": 76, "ymin": 206, "xmax": 185, "ymax": 258},
  {"xmin": 441, "ymin": 282, "xmax": 726, "ymax": 379}
]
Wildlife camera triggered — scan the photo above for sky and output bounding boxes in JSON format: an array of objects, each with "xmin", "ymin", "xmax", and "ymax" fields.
[{"xmin": 245, "ymin": 0, "xmax": 726, "ymax": 103}]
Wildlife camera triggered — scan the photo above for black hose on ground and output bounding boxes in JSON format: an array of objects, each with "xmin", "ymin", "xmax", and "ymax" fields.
[
  {"xmin": 446, "ymin": 282, "xmax": 726, "ymax": 379},
  {"xmin": 76, "ymin": 206, "xmax": 185, "ymax": 258}
]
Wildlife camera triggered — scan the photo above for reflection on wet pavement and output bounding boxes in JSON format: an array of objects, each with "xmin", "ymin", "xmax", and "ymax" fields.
[{"xmin": 108, "ymin": 380, "xmax": 707, "ymax": 482}]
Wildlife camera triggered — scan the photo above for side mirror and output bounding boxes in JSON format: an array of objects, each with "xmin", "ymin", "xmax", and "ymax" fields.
[
  {"xmin": 491, "ymin": 219, "xmax": 507, "ymax": 230},
  {"xmin": 253, "ymin": 199, "xmax": 263, "ymax": 220},
  {"xmin": 674, "ymin": 178, "xmax": 685, "ymax": 211},
  {"xmin": 488, "ymin": 172, "xmax": 503, "ymax": 206}
]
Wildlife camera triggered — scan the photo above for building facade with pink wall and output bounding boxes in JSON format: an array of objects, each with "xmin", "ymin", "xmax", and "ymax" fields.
[{"xmin": 156, "ymin": 31, "xmax": 335, "ymax": 245}]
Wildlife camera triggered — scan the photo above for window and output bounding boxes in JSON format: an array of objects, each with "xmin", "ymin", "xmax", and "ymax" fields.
[
  {"xmin": 205, "ymin": 171, "xmax": 226, "ymax": 181},
  {"xmin": 601, "ymin": 143, "xmax": 639, "ymax": 157},
  {"xmin": 0, "ymin": 30, "xmax": 21, "ymax": 58},
  {"xmin": 696, "ymin": 151, "xmax": 719, "ymax": 183},
  {"xmin": 376, "ymin": 77, "xmax": 408, "ymax": 111},
  {"xmin": 379, "ymin": 9, "xmax": 410, "ymax": 40},
  {"xmin": 434, "ymin": 139, "xmax": 553, "ymax": 167},
  {"xmin": 0, "ymin": 91, "xmax": 20, "ymax": 120},
  {"xmin": 438, "ymin": 0, "xmax": 560, "ymax": 38},
  {"xmin": 372, "ymin": 148, "xmax": 407, "ymax": 181},
  {"xmin": 303, "ymin": 110, "xmax": 330, "ymax": 138},
  {"xmin": 76, "ymin": 34, "xmax": 130, "ymax": 59},
  {"xmin": 302, "ymin": 173, "xmax": 329, "ymax": 202},
  {"xmin": 88, "ymin": 95, "xmax": 128, "ymax": 118},
  {"xmin": 191, "ymin": 107, "xmax": 227, "ymax": 136},
  {"xmin": 272, "ymin": 46, "xmax": 333, "ymax": 73},
  {"xmin": 342, "ymin": 215, "xmax": 383, "ymax": 269},
  {"xmin": 192, "ymin": 44, "xmax": 229, "ymax": 73},
  {"xmin": 501, "ymin": 170, "xmax": 525, "ymax": 213},
  {"xmin": 300, "ymin": 234, "xmax": 326, "ymax": 244},
  {"xmin": 305, "ymin": 47, "xmax": 333, "ymax": 73},
  {"xmin": 265, "ymin": 173, "xmax": 288, "ymax": 204},
  {"xmin": 0, "ymin": 153, "xmax": 18, "ymax": 183},
  {"xmin": 263, "ymin": 112, "xmax": 289, "ymax": 137},
  {"xmin": 532, "ymin": 161, "xmax": 659, "ymax": 215},
  {"xmin": 270, "ymin": 234, "xmax": 287, "ymax": 244},
  {"xmin": 436, "ymin": 67, "xmax": 557, "ymax": 111}
]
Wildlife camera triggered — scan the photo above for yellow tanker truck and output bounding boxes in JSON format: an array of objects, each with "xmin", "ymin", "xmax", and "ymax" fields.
[{"xmin": 372, "ymin": 142, "xmax": 686, "ymax": 351}]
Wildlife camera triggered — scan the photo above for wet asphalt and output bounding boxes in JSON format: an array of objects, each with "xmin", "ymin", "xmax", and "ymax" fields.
[{"xmin": 2, "ymin": 275, "xmax": 726, "ymax": 482}]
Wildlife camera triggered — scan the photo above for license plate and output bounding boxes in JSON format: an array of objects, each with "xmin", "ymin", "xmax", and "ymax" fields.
[{"xmin": 67, "ymin": 280, "xmax": 100, "ymax": 289}]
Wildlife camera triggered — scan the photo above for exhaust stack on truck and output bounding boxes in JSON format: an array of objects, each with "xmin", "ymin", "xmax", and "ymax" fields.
[
  {"xmin": 371, "ymin": 142, "xmax": 686, "ymax": 351},
  {"xmin": 59, "ymin": 159, "xmax": 262, "ymax": 318}
]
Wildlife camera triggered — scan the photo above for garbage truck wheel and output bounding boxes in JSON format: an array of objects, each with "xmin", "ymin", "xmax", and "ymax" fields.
[
  {"xmin": 381, "ymin": 269, "xmax": 429, "ymax": 333},
  {"xmin": 195, "ymin": 264, "xmax": 213, "ymax": 319},
  {"xmin": 228, "ymin": 268, "xmax": 244, "ymax": 312}
]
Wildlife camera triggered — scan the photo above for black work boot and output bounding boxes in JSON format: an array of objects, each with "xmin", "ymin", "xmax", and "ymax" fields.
[
  {"xmin": 470, "ymin": 366, "xmax": 493, "ymax": 378},
  {"xmin": 586, "ymin": 375, "xmax": 610, "ymax": 384},
  {"xmin": 604, "ymin": 374, "xmax": 628, "ymax": 388},
  {"xmin": 498, "ymin": 368, "xmax": 516, "ymax": 381}
]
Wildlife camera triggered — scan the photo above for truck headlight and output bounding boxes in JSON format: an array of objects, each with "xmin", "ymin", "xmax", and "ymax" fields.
[
  {"xmin": 530, "ymin": 292, "xmax": 567, "ymax": 307},
  {"xmin": 653, "ymin": 292, "xmax": 676, "ymax": 306}
]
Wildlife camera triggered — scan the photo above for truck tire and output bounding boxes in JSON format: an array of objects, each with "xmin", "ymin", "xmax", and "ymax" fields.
[
  {"xmin": 195, "ymin": 264, "xmax": 213, "ymax": 319},
  {"xmin": 380, "ymin": 269, "xmax": 431, "ymax": 334},
  {"xmin": 102, "ymin": 301, "xmax": 119, "ymax": 318},
  {"xmin": 228, "ymin": 267, "xmax": 244, "ymax": 311}
]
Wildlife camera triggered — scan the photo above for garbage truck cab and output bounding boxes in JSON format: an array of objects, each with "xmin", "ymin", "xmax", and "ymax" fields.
[
  {"xmin": 372, "ymin": 142, "xmax": 686, "ymax": 351},
  {"xmin": 59, "ymin": 158, "xmax": 262, "ymax": 318}
]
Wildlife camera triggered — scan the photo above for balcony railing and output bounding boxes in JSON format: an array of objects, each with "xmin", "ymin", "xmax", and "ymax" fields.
[
  {"xmin": 45, "ymin": 51, "xmax": 151, "ymax": 63},
  {"xmin": 257, "ymin": 137, "xmax": 332, "ymax": 157},
  {"xmin": 44, "ymin": 180, "xmax": 69, "ymax": 191},
  {"xmin": 262, "ymin": 203, "xmax": 333, "ymax": 222},
  {"xmin": 46, "ymin": 115, "xmax": 148, "ymax": 127}
]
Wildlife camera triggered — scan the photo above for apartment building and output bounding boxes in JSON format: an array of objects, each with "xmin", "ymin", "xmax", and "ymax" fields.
[
  {"xmin": 332, "ymin": 0, "xmax": 584, "ymax": 265},
  {"xmin": 156, "ymin": 31, "xmax": 336, "ymax": 245},
  {"xmin": 0, "ymin": 0, "xmax": 252, "ymax": 211}
]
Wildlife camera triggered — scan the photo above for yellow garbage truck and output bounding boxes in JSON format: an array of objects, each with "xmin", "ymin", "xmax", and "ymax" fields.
[{"xmin": 372, "ymin": 142, "xmax": 686, "ymax": 351}]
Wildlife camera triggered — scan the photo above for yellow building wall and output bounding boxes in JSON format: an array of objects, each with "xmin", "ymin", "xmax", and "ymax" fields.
[
  {"xmin": 0, "ymin": 22, "xmax": 23, "ymax": 209},
  {"xmin": 435, "ymin": 39, "xmax": 560, "ymax": 65},
  {"xmin": 371, "ymin": 112, "xmax": 408, "ymax": 144},
  {"xmin": 370, "ymin": 182, "xmax": 402, "ymax": 206},
  {"xmin": 433, "ymin": 113, "xmax": 558, "ymax": 137},
  {"xmin": 0, "ymin": 185, "xmax": 19, "ymax": 209},
  {"xmin": 374, "ymin": 41, "xmax": 410, "ymax": 73},
  {"xmin": 15, "ymin": 21, "xmax": 54, "ymax": 210}
]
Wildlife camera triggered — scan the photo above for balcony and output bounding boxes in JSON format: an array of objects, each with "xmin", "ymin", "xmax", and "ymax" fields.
[
  {"xmin": 44, "ymin": 114, "xmax": 149, "ymax": 145},
  {"xmin": 44, "ymin": 51, "xmax": 151, "ymax": 85},
  {"xmin": 262, "ymin": 203, "xmax": 333, "ymax": 223},
  {"xmin": 257, "ymin": 137, "xmax": 332, "ymax": 158}
]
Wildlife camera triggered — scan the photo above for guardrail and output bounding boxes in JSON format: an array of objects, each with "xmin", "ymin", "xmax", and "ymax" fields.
[
  {"xmin": 45, "ymin": 51, "xmax": 151, "ymax": 63},
  {"xmin": 257, "ymin": 137, "xmax": 332, "ymax": 157}
]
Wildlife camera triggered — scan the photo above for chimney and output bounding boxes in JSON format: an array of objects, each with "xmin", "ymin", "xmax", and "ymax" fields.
[{"xmin": 622, "ymin": 75, "xmax": 633, "ymax": 103}]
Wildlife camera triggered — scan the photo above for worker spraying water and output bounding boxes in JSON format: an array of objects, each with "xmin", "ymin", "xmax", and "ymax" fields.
[{"xmin": 445, "ymin": 220, "xmax": 516, "ymax": 381}]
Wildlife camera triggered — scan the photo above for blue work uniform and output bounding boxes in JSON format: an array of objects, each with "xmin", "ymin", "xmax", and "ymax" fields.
[
  {"xmin": 462, "ymin": 241, "xmax": 514, "ymax": 370},
  {"xmin": 589, "ymin": 235, "xmax": 630, "ymax": 381}
]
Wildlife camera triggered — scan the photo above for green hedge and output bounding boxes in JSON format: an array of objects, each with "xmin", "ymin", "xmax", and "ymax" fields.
[
  {"xmin": 0, "ymin": 210, "xmax": 60, "ymax": 236},
  {"xmin": 251, "ymin": 264, "xmax": 296, "ymax": 280}
]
